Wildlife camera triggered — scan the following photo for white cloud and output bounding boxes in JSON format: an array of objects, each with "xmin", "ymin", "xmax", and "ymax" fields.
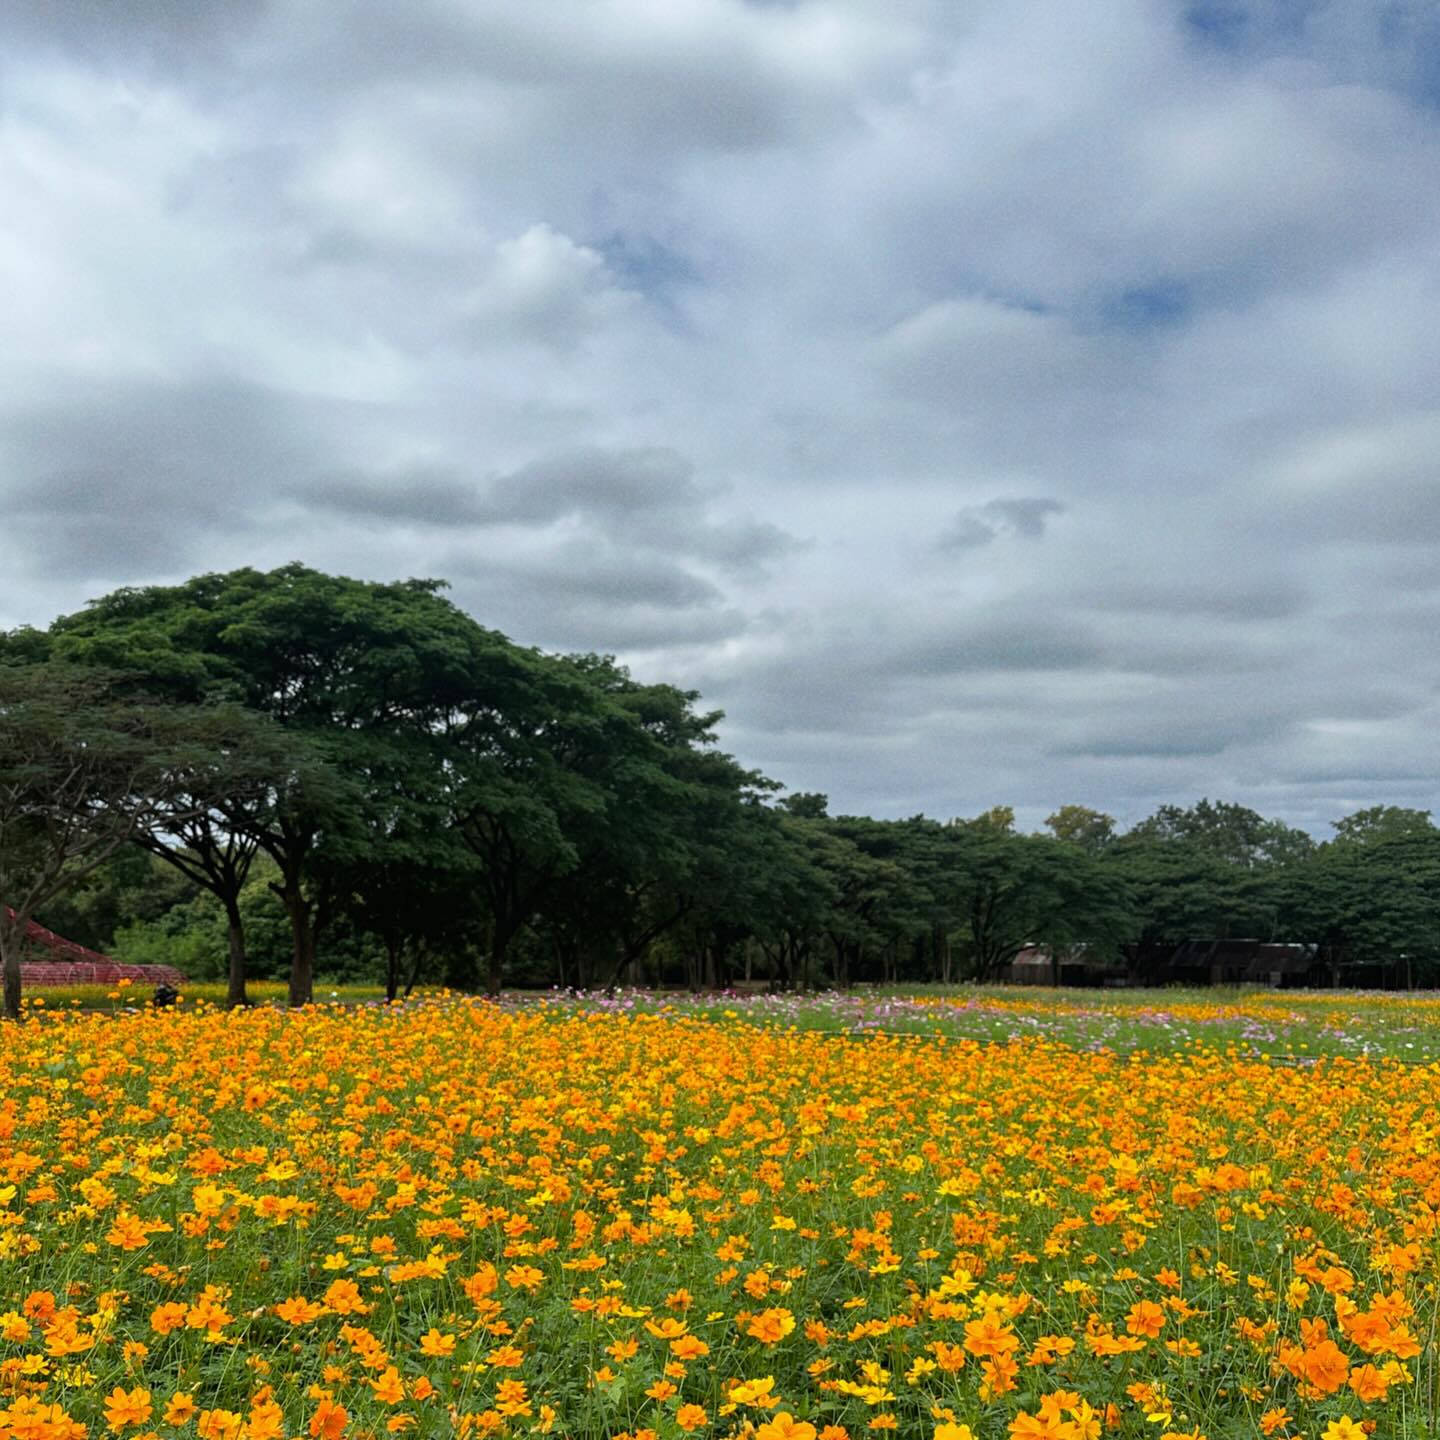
[
  {"xmin": 464, "ymin": 225, "xmax": 640, "ymax": 349},
  {"xmin": 1, "ymin": 0, "xmax": 1438, "ymax": 832}
]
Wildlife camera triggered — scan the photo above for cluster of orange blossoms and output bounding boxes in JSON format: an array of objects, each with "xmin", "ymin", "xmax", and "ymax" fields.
[{"xmin": 0, "ymin": 999, "xmax": 1436, "ymax": 1440}]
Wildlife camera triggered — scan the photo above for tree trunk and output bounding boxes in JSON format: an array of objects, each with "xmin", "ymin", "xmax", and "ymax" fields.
[
  {"xmin": 486, "ymin": 929, "xmax": 507, "ymax": 996},
  {"xmin": 403, "ymin": 943, "xmax": 425, "ymax": 999},
  {"xmin": 1, "ymin": 923, "xmax": 21, "ymax": 1021},
  {"xmin": 224, "ymin": 896, "xmax": 249, "ymax": 1009},
  {"xmin": 384, "ymin": 936, "xmax": 402, "ymax": 1003},
  {"xmin": 282, "ymin": 887, "xmax": 315, "ymax": 1008}
]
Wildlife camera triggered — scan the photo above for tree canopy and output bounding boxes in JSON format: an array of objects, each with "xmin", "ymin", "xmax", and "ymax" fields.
[{"xmin": 3, "ymin": 564, "xmax": 1437, "ymax": 1008}]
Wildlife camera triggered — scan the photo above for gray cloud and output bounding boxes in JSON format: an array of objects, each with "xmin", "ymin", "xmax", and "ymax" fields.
[
  {"xmin": 485, "ymin": 448, "xmax": 706, "ymax": 524},
  {"xmin": 0, "ymin": 0, "xmax": 264, "ymax": 63},
  {"xmin": 1051, "ymin": 715, "xmax": 1291, "ymax": 761},
  {"xmin": 443, "ymin": 542, "xmax": 749, "ymax": 655},
  {"xmin": 1, "ymin": 376, "xmax": 352, "ymax": 574},
  {"xmin": 1079, "ymin": 581, "xmax": 1308, "ymax": 623},
  {"xmin": 939, "ymin": 497, "xmax": 1065, "ymax": 551},
  {"xmin": 298, "ymin": 447, "xmax": 799, "ymax": 578},
  {"xmin": 1, "ymin": 0, "xmax": 1438, "ymax": 832}
]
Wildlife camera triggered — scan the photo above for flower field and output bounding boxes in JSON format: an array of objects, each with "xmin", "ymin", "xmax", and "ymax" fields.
[{"xmin": 2, "ymin": 995, "xmax": 1438, "ymax": 1440}]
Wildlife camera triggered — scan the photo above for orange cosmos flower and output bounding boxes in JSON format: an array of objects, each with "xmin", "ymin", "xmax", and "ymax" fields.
[
  {"xmin": 963, "ymin": 1316, "xmax": 1019, "ymax": 1357},
  {"xmin": 755, "ymin": 1415, "xmax": 817, "ymax": 1440},
  {"xmin": 196, "ymin": 1410, "xmax": 243, "ymax": 1440},
  {"xmin": 164, "ymin": 1394, "xmax": 198, "ymax": 1426},
  {"xmin": 1347, "ymin": 1365, "xmax": 1389, "ymax": 1403},
  {"xmin": 745, "ymin": 1308, "xmax": 797, "ymax": 1344},
  {"xmin": 1125, "ymin": 1301, "xmax": 1165, "ymax": 1339},
  {"xmin": 322, "ymin": 1280, "xmax": 369, "ymax": 1316},
  {"xmin": 103, "ymin": 1386, "xmax": 153, "ymax": 1432},
  {"xmin": 150, "ymin": 1303, "xmax": 189, "ymax": 1335},
  {"xmin": 276, "ymin": 1297, "xmax": 327, "ymax": 1325},
  {"xmin": 309, "ymin": 1400, "xmax": 349, "ymax": 1440},
  {"xmin": 1008, "ymin": 1411, "xmax": 1072, "ymax": 1439},
  {"xmin": 1301, "ymin": 1340, "xmax": 1351, "ymax": 1394},
  {"xmin": 369, "ymin": 1368, "xmax": 406, "ymax": 1405},
  {"xmin": 106, "ymin": 1213, "xmax": 150, "ymax": 1251},
  {"xmin": 245, "ymin": 1398, "xmax": 285, "ymax": 1440}
]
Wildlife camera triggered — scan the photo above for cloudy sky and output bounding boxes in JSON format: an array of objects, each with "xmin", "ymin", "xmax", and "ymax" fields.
[{"xmin": 3, "ymin": 0, "xmax": 1439, "ymax": 834}]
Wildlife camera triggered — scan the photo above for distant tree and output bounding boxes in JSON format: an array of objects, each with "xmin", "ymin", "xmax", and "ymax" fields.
[
  {"xmin": 754, "ymin": 814, "xmax": 855, "ymax": 988},
  {"xmin": 459, "ymin": 654, "xmax": 776, "ymax": 993},
  {"xmin": 945, "ymin": 826, "xmax": 1132, "ymax": 981},
  {"xmin": 671, "ymin": 801, "xmax": 829, "ymax": 991},
  {"xmin": 809, "ymin": 818, "xmax": 918, "ymax": 988},
  {"xmin": 1044, "ymin": 804, "xmax": 1117, "ymax": 852},
  {"xmin": 343, "ymin": 839, "xmax": 480, "ymax": 1002},
  {"xmin": 1279, "ymin": 832, "xmax": 1440, "ymax": 985},
  {"xmin": 1330, "ymin": 805, "xmax": 1435, "ymax": 846},
  {"xmin": 955, "ymin": 805, "xmax": 1017, "ymax": 835},
  {"xmin": 1106, "ymin": 840, "xmax": 1272, "ymax": 949},
  {"xmin": 447, "ymin": 651, "xmax": 658, "ymax": 994},
  {"xmin": 777, "ymin": 792, "xmax": 829, "ymax": 819},
  {"xmin": 34, "ymin": 846, "xmax": 198, "ymax": 956},
  {"xmin": 1128, "ymin": 798, "xmax": 1313, "ymax": 868}
]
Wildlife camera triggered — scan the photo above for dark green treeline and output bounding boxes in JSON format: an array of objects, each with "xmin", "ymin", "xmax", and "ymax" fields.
[{"xmin": 2, "ymin": 565, "xmax": 1436, "ymax": 1012}]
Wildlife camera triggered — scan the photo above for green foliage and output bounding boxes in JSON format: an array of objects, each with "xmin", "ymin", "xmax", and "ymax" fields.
[
  {"xmin": 946, "ymin": 824, "xmax": 1132, "ymax": 980},
  {"xmin": 110, "ymin": 904, "xmax": 224, "ymax": 977},
  {"xmin": 1126, "ymin": 797, "xmax": 1313, "ymax": 868},
  {"xmin": 1043, "ymin": 803, "xmax": 1117, "ymax": 852},
  {"xmin": 1329, "ymin": 804, "xmax": 1436, "ymax": 846},
  {"xmin": 37, "ymin": 847, "xmax": 200, "ymax": 954},
  {"xmin": 4, "ymin": 565, "xmax": 1437, "ymax": 1001},
  {"xmin": 1279, "ymin": 831, "xmax": 1440, "ymax": 981}
]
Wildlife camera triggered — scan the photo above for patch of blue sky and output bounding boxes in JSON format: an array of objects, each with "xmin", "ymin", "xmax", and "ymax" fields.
[
  {"xmin": 593, "ymin": 231, "xmax": 703, "ymax": 331},
  {"xmin": 1378, "ymin": 6, "xmax": 1440, "ymax": 112},
  {"xmin": 596, "ymin": 232, "xmax": 700, "ymax": 295},
  {"xmin": 1181, "ymin": 0, "xmax": 1320, "ymax": 53},
  {"xmin": 1097, "ymin": 278, "xmax": 1193, "ymax": 333},
  {"xmin": 1183, "ymin": 2, "xmax": 1440, "ymax": 111}
]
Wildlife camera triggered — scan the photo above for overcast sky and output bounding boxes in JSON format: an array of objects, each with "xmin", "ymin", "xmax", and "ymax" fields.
[{"xmin": 3, "ymin": 1, "xmax": 1439, "ymax": 834}]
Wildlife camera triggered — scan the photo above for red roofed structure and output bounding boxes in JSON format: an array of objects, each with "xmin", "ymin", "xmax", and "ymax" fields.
[{"xmin": 5, "ymin": 909, "xmax": 186, "ymax": 988}]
